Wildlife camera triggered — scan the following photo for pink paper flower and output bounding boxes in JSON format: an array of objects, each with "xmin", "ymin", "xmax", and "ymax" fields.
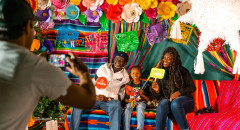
[
  {"xmin": 82, "ymin": 0, "xmax": 104, "ymax": 11},
  {"xmin": 145, "ymin": 8, "xmax": 158, "ymax": 19}
]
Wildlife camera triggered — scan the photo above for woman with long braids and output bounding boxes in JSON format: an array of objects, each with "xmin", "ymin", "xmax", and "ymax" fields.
[{"xmin": 151, "ymin": 47, "xmax": 196, "ymax": 130}]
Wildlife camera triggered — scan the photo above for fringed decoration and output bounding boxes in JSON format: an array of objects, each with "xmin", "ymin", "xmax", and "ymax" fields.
[
  {"xmin": 170, "ymin": 19, "xmax": 182, "ymax": 39},
  {"xmin": 194, "ymin": 50, "xmax": 205, "ymax": 74},
  {"xmin": 233, "ymin": 51, "xmax": 240, "ymax": 74}
]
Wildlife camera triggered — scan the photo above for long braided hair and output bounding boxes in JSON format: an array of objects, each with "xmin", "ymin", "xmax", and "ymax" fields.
[{"xmin": 158, "ymin": 47, "xmax": 184, "ymax": 95}]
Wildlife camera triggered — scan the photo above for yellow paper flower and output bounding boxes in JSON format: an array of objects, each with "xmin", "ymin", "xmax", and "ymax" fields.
[
  {"xmin": 138, "ymin": 0, "xmax": 158, "ymax": 10},
  {"xmin": 30, "ymin": 39, "xmax": 40, "ymax": 51},
  {"xmin": 106, "ymin": 0, "xmax": 118, "ymax": 5},
  {"xmin": 150, "ymin": 0, "xmax": 158, "ymax": 8},
  {"xmin": 158, "ymin": 2, "xmax": 176, "ymax": 20},
  {"xmin": 70, "ymin": 0, "xmax": 82, "ymax": 5}
]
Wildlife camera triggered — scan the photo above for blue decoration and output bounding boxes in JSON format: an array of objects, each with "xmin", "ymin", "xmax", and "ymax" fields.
[{"xmin": 56, "ymin": 29, "xmax": 80, "ymax": 49}]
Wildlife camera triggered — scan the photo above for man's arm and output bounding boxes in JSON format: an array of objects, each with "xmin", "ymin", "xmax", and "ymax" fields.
[{"xmin": 56, "ymin": 53, "xmax": 95, "ymax": 109}]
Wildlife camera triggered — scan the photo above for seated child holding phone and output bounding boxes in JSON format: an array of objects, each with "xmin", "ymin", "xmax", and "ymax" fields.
[{"xmin": 123, "ymin": 66, "xmax": 150, "ymax": 130}]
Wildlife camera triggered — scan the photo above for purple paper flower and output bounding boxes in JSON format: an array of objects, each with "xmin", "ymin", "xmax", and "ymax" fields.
[
  {"xmin": 86, "ymin": 6, "xmax": 102, "ymax": 22},
  {"xmin": 41, "ymin": 39, "xmax": 53, "ymax": 53},
  {"xmin": 36, "ymin": 8, "xmax": 52, "ymax": 23}
]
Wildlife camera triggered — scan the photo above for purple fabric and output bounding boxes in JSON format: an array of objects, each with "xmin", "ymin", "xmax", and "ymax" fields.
[
  {"xmin": 53, "ymin": 19, "xmax": 101, "ymax": 26},
  {"xmin": 144, "ymin": 20, "xmax": 168, "ymax": 45}
]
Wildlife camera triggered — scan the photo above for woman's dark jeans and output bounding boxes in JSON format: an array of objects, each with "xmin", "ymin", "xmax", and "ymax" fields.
[{"xmin": 156, "ymin": 96, "xmax": 194, "ymax": 130}]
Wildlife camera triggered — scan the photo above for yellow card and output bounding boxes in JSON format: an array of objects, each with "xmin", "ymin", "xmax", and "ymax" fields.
[{"xmin": 149, "ymin": 68, "xmax": 165, "ymax": 79}]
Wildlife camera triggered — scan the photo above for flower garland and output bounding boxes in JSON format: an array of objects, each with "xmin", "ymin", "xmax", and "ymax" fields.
[{"xmin": 33, "ymin": 0, "xmax": 180, "ymax": 30}]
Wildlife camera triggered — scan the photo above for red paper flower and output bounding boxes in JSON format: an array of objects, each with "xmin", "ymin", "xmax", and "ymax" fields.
[
  {"xmin": 78, "ymin": 2, "xmax": 87, "ymax": 12},
  {"xmin": 145, "ymin": 8, "xmax": 158, "ymax": 19},
  {"xmin": 100, "ymin": 1, "xmax": 109, "ymax": 13},
  {"xmin": 106, "ymin": 4, "xmax": 123, "ymax": 23}
]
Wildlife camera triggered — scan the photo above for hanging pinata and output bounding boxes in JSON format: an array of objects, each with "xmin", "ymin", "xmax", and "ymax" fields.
[{"xmin": 114, "ymin": 31, "xmax": 139, "ymax": 52}]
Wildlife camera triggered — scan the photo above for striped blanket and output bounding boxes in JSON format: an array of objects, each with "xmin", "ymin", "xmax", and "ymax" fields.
[
  {"xmin": 188, "ymin": 80, "xmax": 240, "ymax": 130},
  {"xmin": 45, "ymin": 20, "xmax": 109, "ymax": 83}
]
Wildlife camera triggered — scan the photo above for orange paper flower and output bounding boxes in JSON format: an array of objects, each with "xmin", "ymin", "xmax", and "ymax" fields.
[
  {"xmin": 119, "ymin": 0, "xmax": 132, "ymax": 5},
  {"xmin": 157, "ymin": 2, "xmax": 176, "ymax": 20},
  {"xmin": 30, "ymin": 39, "xmax": 40, "ymax": 51}
]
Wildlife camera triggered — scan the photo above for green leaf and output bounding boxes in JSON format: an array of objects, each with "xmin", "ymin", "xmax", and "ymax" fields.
[
  {"xmin": 156, "ymin": 15, "xmax": 162, "ymax": 19},
  {"xmin": 99, "ymin": 13, "xmax": 109, "ymax": 31},
  {"xmin": 172, "ymin": 13, "xmax": 178, "ymax": 21},
  {"xmin": 140, "ymin": 13, "xmax": 149, "ymax": 24},
  {"xmin": 78, "ymin": 14, "xmax": 86, "ymax": 25}
]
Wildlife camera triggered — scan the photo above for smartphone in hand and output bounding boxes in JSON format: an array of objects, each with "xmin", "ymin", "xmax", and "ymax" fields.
[{"xmin": 47, "ymin": 54, "xmax": 70, "ymax": 67}]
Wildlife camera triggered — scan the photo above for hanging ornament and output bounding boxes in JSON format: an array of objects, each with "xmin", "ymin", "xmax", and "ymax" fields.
[
  {"xmin": 144, "ymin": 20, "xmax": 168, "ymax": 45},
  {"xmin": 114, "ymin": 31, "xmax": 139, "ymax": 52}
]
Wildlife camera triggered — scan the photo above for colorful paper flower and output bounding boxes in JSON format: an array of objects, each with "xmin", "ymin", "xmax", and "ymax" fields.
[
  {"xmin": 30, "ymin": 39, "xmax": 40, "ymax": 51},
  {"xmin": 82, "ymin": 0, "xmax": 104, "ymax": 11},
  {"xmin": 138, "ymin": 0, "xmax": 158, "ymax": 10},
  {"xmin": 100, "ymin": 1, "xmax": 109, "ymax": 13},
  {"xmin": 106, "ymin": 0, "xmax": 118, "ymax": 5},
  {"xmin": 78, "ymin": 2, "xmax": 87, "ymax": 12},
  {"xmin": 158, "ymin": 0, "xmax": 181, "ymax": 5},
  {"xmin": 172, "ymin": 0, "xmax": 181, "ymax": 5},
  {"xmin": 145, "ymin": 8, "xmax": 158, "ymax": 19},
  {"xmin": 65, "ymin": 5, "xmax": 80, "ymax": 20},
  {"xmin": 157, "ymin": 2, "xmax": 176, "ymax": 20},
  {"xmin": 119, "ymin": 0, "xmax": 131, "ymax": 5},
  {"xmin": 176, "ymin": 0, "xmax": 191, "ymax": 17},
  {"xmin": 41, "ymin": 39, "xmax": 53, "ymax": 53},
  {"xmin": 122, "ymin": 3, "xmax": 142, "ymax": 23},
  {"xmin": 70, "ymin": 0, "xmax": 82, "ymax": 5},
  {"xmin": 52, "ymin": 0, "xmax": 69, "ymax": 9},
  {"xmin": 38, "ymin": 0, "xmax": 52, "ymax": 10},
  {"xmin": 86, "ymin": 6, "xmax": 103, "ymax": 22},
  {"xmin": 106, "ymin": 4, "xmax": 123, "ymax": 23},
  {"xmin": 36, "ymin": 8, "xmax": 52, "ymax": 23},
  {"xmin": 39, "ymin": 21, "xmax": 55, "ymax": 30}
]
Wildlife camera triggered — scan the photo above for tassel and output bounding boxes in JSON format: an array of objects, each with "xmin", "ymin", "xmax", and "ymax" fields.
[
  {"xmin": 170, "ymin": 20, "xmax": 182, "ymax": 39},
  {"xmin": 194, "ymin": 50, "xmax": 205, "ymax": 74},
  {"xmin": 233, "ymin": 51, "xmax": 240, "ymax": 74}
]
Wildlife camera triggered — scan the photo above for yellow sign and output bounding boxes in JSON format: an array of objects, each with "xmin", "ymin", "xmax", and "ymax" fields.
[{"xmin": 149, "ymin": 68, "xmax": 165, "ymax": 79}]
